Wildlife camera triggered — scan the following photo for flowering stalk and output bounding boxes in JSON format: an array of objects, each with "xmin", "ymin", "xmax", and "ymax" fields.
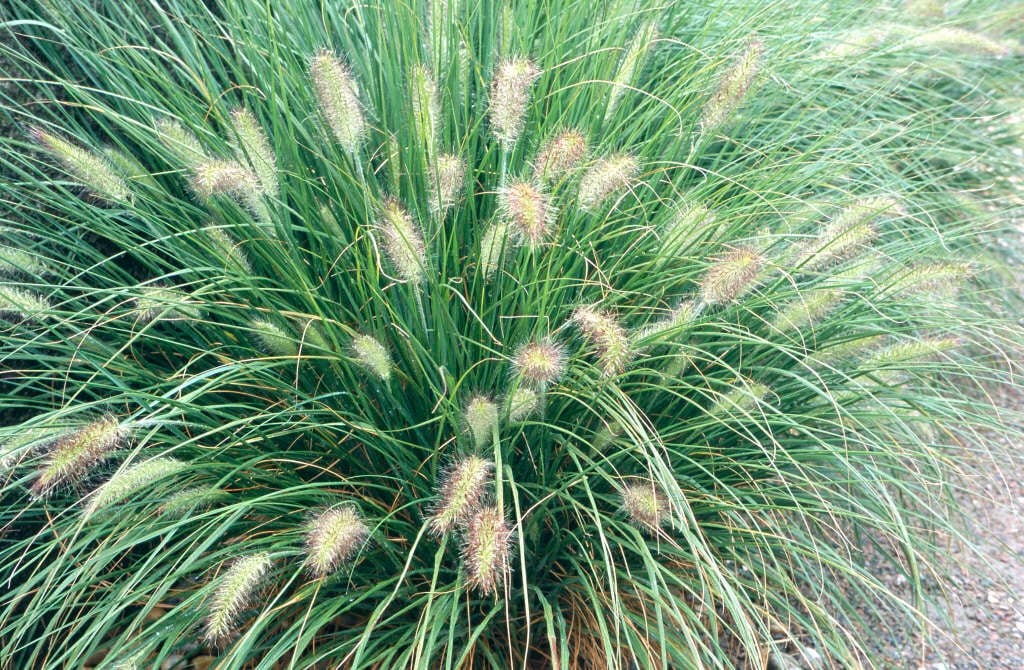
[
  {"xmin": 430, "ymin": 153, "xmax": 465, "ymax": 215},
  {"xmin": 619, "ymin": 480, "xmax": 669, "ymax": 534},
  {"xmin": 699, "ymin": 38, "xmax": 764, "ymax": 136},
  {"xmin": 699, "ymin": 248, "xmax": 764, "ymax": 305},
  {"xmin": 513, "ymin": 339, "xmax": 566, "ymax": 386},
  {"xmin": 578, "ymin": 154, "xmax": 638, "ymax": 211},
  {"xmin": 572, "ymin": 306, "xmax": 632, "ymax": 376},
  {"xmin": 428, "ymin": 455, "xmax": 493, "ymax": 535},
  {"xmin": 605, "ymin": 21, "xmax": 658, "ymax": 124},
  {"xmin": 204, "ymin": 553, "xmax": 272, "ymax": 643},
  {"xmin": 305, "ymin": 505, "xmax": 370, "ymax": 578},
  {"xmin": 311, "ymin": 51, "xmax": 366, "ymax": 157},
  {"xmin": 31, "ymin": 415, "xmax": 127, "ymax": 497},
  {"xmin": 488, "ymin": 58, "xmax": 540, "ymax": 149},
  {"xmin": 0, "ymin": 285, "xmax": 52, "ymax": 322},
  {"xmin": 351, "ymin": 333, "xmax": 392, "ymax": 382},
  {"xmin": 534, "ymin": 128, "xmax": 586, "ymax": 182},
  {"xmin": 461, "ymin": 506, "xmax": 513, "ymax": 595},
  {"xmin": 84, "ymin": 457, "xmax": 185, "ymax": 519},
  {"xmin": 378, "ymin": 198, "xmax": 427, "ymax": 285},
  {"xmin": 465, "ymin": 396, "xmax": 499, "ymax": 450},
  {"xmin": 410, "ymin": 65, "xmax": 440, "ymax": 156},
  {"xmin": 31, "ymin": 128, "xmax": 132, "ymax": 204},
  {"xmin": 498, "ymin": 181, "xmax": 556, "ymax": 248},
  {"xmin": 230, "ymin": 108, "xmax": 278, "ymax": 197}
]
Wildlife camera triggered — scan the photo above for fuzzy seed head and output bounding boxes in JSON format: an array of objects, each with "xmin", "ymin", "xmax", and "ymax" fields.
[
  {"xmin": 84, "ymin": 457, "xmax": 185, "ymax": 519},
  {"xmin": 190, "ymin": 159, "xmax": 262, "ymax": 204},
  {"xmin": 429, "ymin": 455, "xmax": 493, "ymax": 535},
  {"xmin": 572, "ymin": 306, "xmax": 632, "ymax": 376},
  {"xmin": 700, "ymin": 248, "xmax": 763, "ymax": 305},
  {"xmin": 479, "ymin": 221, "xmax": 511, "ymax": 278},
  {"xmin": 620, "ymin": 481, "xmax": 669, "ymax": 534},
  {"xmin": 250, "ymin": 318, "xmax": 298, "ymax": 358},
  {"xmin": 774, "ymin": 289, "xmax": 841, "ymax": 332},
  {"xmin": 31, "ymin": 415, "xmax": 127, "ymax": 497},
  {"xmin": 909, "ymin": 27, "xmax": 1014, "ymax": 57},
  {"xmin": 889, "ymin": 262, "xmax": 972, "ymax": 298},
  {"xmin": 311, "ymin": 51, "xmax": 366, "ymax": 155},
  {"xmin": 514, "ymin": 339, "xmax": 566, "ymax": 386},
  {"xmin": 204, "ymin": 227, "xmax": 253, "ymax": 274},
  {"xmin": 606, "ymin": 21, "xmax": 658, "ymax": 121},
  {"xmin": 160, "ymin": 485, "xmax": 224, "ymax": 516},
  {"xmin": 379, "ymin": 198, "xmax": 427, "ymax": 284},
  {"xmin": 204, "ymin": 553, "xmax": 272, "ymax": 643},
  {"xmin": 230, "ymin": 108, "xmax": 278, "ymax": 197},
  {"xmin": 578, "ymin": 154, "xmax": 639, "ymax": 211},
  {"xmin": 700, "ymin": 38, "xmax": 764, "ymax": 135},
  {"xmin": 637, "ymin": 301, "xmax": 698, "ymax": 342},
  {"xmin": 154, "ymin": 117, "xmax": 207, "ymax": 166},
  {"xmin": 499, "ymin": 181, "xmax": 556, "ymax": 248},
  {"xmin": 664, "ymin": 202, "xmax": 717, "ymax": 251},
  {"xmin": 410, "ymin": 65, "xmax": 440, "ymax": 152},
  {"xmin": 351, "ymin": 333, "xmax": 392, "ymax": 382},
  {"xmin": 800, "ymin": 197, "xmax": 897, "ymax": 270},
  {"xmin": 0, "ymin": 285, "xmax": 53, "ymax": 321},
  {"xmin": 461, "ymin": 506, "xmax": 513, "ymax": 595},
  {"xmin": 430, "ymin": 153, "xmax": 465, "ymax": 214},
  {"xmin": 0, "ymin": 245, "xmax": 48, "ymax": 276},
  {"xmin": 506, "ymin": 388, "xmax": 540, "ymax": 423},
  {"xmin": 32, "ymin": 128, "xmax": 132, "ymax": 203},
  {"xmin": 868, "ymin": 337, "xmax": 960, "ymax": 366},
  {"xmin": 465, "ymin": 396, "xmax": 499, "ymax": 449},
  {"xmin": 534, "ymin": 129, "xmax": 587, "ymax": 181},
  {"xmin": 489, "ymin": 58, "xmax": 540, "ymax": 146},
  {"xmin": 305, "ymin": 505, "xmax": 369, "ymax": 577},
  {"xmin": 102, "ymin": 147, "xmax": 158, "ymax": 190},
  {"xmin": 710, "ymin": 379, "xmax": 771, "ymax": 416},
  {"xmin": 133, "ymin": 286, "xmax": 202, "ymax": 324}
]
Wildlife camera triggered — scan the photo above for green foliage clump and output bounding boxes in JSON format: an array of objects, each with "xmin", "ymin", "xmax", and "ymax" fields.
[{"xmin": 1, "ymin": 0, "xmax": 1022, "ymax": 668}]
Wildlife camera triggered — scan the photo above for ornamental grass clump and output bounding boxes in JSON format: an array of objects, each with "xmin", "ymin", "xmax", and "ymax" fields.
[{"xmin": 1, "ymin": 1, "xmax": 1022, "ymax": 668}]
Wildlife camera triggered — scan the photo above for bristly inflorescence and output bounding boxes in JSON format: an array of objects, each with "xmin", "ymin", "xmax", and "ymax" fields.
[
  {"xmin": 428, "ymin": 455, "xmax": 494, "ymax": 536},
  {"xmin": 311, "ymin": 51, "xmax": 366, "ymax": 156},
  {"xmin": 489, "ymin": 58, "xmax": 540, "ymax": 147},
  {"xmin": 31, "ymin": 416, "xmax": 128, "ymax": 497},
  {"xmin": 460, "ymin": 506, "xmax": 513, "ymax": 595},
  {"xmin": 305, "ymin": 505, "xmax": 370, "ymax": 578},
  {"xmin": 204, "ymin": 553, "xmax": 273, "ymax": 643}
]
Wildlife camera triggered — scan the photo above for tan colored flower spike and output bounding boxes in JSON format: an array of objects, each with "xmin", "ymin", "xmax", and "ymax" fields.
[
  {"xmin": 489, "ymin": 58, "xmax": 540, "ymax": 147},
  {"xmin": 305, "ymin": 505, "xmax": 370, "ymax": 578},
  {"xmin": 428, "ymin": 455, "xmax": 494, "ymax": 535},
  {"xmin": 311, "ymin": 51, "xmax": 366, "ymax": 156},
  {"xmin": 461, "ymin": 506, "xmax": 513, "ymax": 595}
]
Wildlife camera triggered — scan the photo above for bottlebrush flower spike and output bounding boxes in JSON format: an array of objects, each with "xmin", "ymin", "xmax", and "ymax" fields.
[
  {"xmin": 250, "ymin": 318, "xmax": 298, "ymax": 358},
  {"xmin": 0, "ymin": 245, "xmax": 49, "ymax": 276},
  {"xmin": 699, "ymin": 37, "xmax": 764, "ymax": 135},
  {"xmin": 506, "ymin": 388, "xmax": 540, "ymax": 423},
  {"xmin": 534, "ymin": 128, "xmax": 587, "ymax": 181},
  {"xmin": 465, "ymin": 395, "xmax": 499, "ymax": 449},
  {"xmin": 578, "ymin": 153, "xmax": 639, "ymax": 211},
  {"xmin": 663, "ymin": 202, "xmax": 717, "ymax": 251},
  {"xmin": 160, "ymin": 485, "xmax": 224, "ymax": 516},
  {"xmin": 699, "ymin": 248, "xmax": 763, "ymax": 305},
  {"xmin": 461, "ymin": 506, "xmax": 513, "ymax": 595},
  {"xmin": 84, "ymin": 457, "xmax": 185, "ymax": 519},
  {"xmin": 132, "ymin": 286, "xmax": 203, "ymax": 324},
  {"xmin": 305, "ymin": 504, "xmax": 370, "ymax": 578},
  {"xmin": 311, "ymin": 51, "xmax": 366, "ymax": 156},
  {"xmin": 514, "ymin": 339, "xmax": 566, "ymax": 386},
  {"xmin": 154, "ymin": 117, "xmax": 207, "ymax": 166},
  {"xmin": 203, "ymin": 552, "xmax": 272, "ymax": 643},
  {"xmin": 572, "ymin": 306, "xmax": 632, "ymax": 376},
  {"xmin": 499, "ymin": 181, "xmax": 556, "ymax": 248},
  {"xmin": 351, "ymin": 333, "xmax": 392, "ymax": 382},
  {"xmin": 378, "ymin": 198, "xmax": 426, "ymax": 285},
  {"xmin": 428, "ymin": 455, "xmax": 493, "ymax": 535},
  {"xmin": 410, "ymin": 64, "xmax": 440, "ymax": 152},
  {"xmin": 606, "ymin": 20, "xmax": 658, "ymax": 123},
  {"xmin": 773, "ymin": 289, "xmax": 841, "ymax": 332},
  {"xmin": 886, "ymin": 262, "xmax": 973, "ymax": 298},
  {"xmin": 31, "ymin": 415, "xmax": 127, "ymax": 497},
  {"xmin": 489, "ymin": 58, "xmax": 540, "ymax": 147},
  {"xmin": 31, "ymin": 128, "xmax": 132, "ymax": 204},
  {"xmin": 230, "ymin": 108, "xmax": 278, "ymax": 197},
  {"xmin": 0, "ymin": 285, "xmax": 53, "ymax": 322},
  {"xmin": 430, "ymin": 153, "xmax": 465, "ymax": 214},
  {"xmin": 479, "ymin": 221, "xmax": 511, "ymax": 278},
  {"xmin": 189, "ymin": 159, "xmax": 270, "ymax": 223},
  {"xmin": 619, "ymin": 480, "xmax": 669, "ymax": 534},
  {"xmin": 204, "ymin": 226, "xmax": 253, "ymax": 274},
  {"xmin": 798, "ymin": 196, "xmax": 899, "ymax": 271}
]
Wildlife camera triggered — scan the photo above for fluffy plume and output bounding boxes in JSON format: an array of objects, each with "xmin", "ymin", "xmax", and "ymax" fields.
[
  {"xmin": 699, "ymin": 248, "xmax": 763, "ymax": 305},
  {"xmin": 378, "ymin": 198, "xmax": 427, "ymax": 284},
  {"xmin": 499, "ymin": 181, "xmax": 556, "ymax": 248},
  {"xmin": 798, "ymin": 197, "xmax": 898, "ymax": 270},
  {"xmin": 230, "ymin": 108, "xmax": 278, "ymax": 196},
  {"xmin": 663, "ymin": 202, "xmax": 717, "ymax": 252},
  {"xmin": 606, "ymin": 21, "xmax": 658, "ymax": 122},
  {"xmin": 710, "ymin": 379, "xmax": 771, "ymax": 416},
  {"xmin": 351, "ymin": 333, "xmax": 392, "ymax": 382},
  {"xmin": 534, "ymin": 128, "xmax": 587, "ymax": 181},
  {"xmin": 699, "ymin": 38, "xmax": 764, "ymax": 135},
  {"xmin": 102, "ymin": 147, "xmax": 159, "ymax": 190},
  {"xmin": 204, "ymin": 226, "xmax": 253, "ymax": 274},
  {"xmin": 489, "ymin": 58, "xmax": 540, "ymax": 146},
  {"xmin": 311, "ymin": 51, "xmax": 366, "ymax": 155},
  {"xmin": 430, "ymin": 153, "xmax": 465, "ymax": 214},
  {"xmin": 250, "ymin": 318, "xmax": 298, "ymax": 358},
  {"xmin": 461, "ymin": 506, "xmax": 513, "ymax": 595},
  {"xmin": 84, "ymin": 457, "xmax": 185, "ymax": 519},
  {"xmin": 410, "ymin": 65, "xmax": 440, "ymax": 152},
  {"xmin": 31, "ymin": 415, "xmax": 127, "ymax": 497},
  {"xmin": 465, "ymin": 396, "xmax": 499, "ymax": 449},
  {"xmin": 0, "ymin": 246, "xmax": 48, "ymax": 276},
  {"xmin": 204, "ymin": 553, "xmax": 272, "ymax": 643},
  {"xmin": 572, "ymin": 306, "xmax": 632, "ymax": 376},
  {"xmin": 0, "ymin": 285, "xmax": 52, "ymax": 321},
  {"xmin": 154, "ymin": 117, "xmax": 207, "ymax": 165},
  {"xmin": 886, "ymin": 262, "xmax": 972, "ymax": 298},
  {"xmin": 506, "ymin": 388, "xmax": 540, "ymax": 423},
  {"xmin": 867, "ymin": 337, "xmax": 960, "ymax": 366},
  {"xmin": 31, "ymin": 128, "xmax": 131, "ymax": 203},
  {"xmin": 578, "ymin": 154, "xmax": 639, "ymax": 211},
  {"xmin": 132, "ymin": 286, "xmax": 203, "ymax": 324},
  {"xmin": 635, "ymin": 301, "xmax": 698, "ymax": 342},
  {"xmin": 908, "ymin": 27, "xmax": 1014, "ymax": 57},
  {"xmin": 514, "ymin": 339, "xmax": 566, "ymax": 386},
  {"xmin": 190, "ymin": 159, "xmax": 270, "ymax": 223},
  {"xmin": 160, "ymin": 485, "xmax": 224, "ymax": 516},
  {"xmin": 479, "ymin": 222, "xmax": 511, "ymax": 278},
  {"xmin": 773, "ymin": 289, "xmax": 841, "ymax": 332},
  {"xmin": 305, "ymin": 504, "xmax": 370, "ymax": 577},
  {"xmin": 428, "ymin": 455, "xmax": 493, "ymax": 535},
  {"xmin": 620, "ymin": 480, "xmax": 669, "ymax": 534}
]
